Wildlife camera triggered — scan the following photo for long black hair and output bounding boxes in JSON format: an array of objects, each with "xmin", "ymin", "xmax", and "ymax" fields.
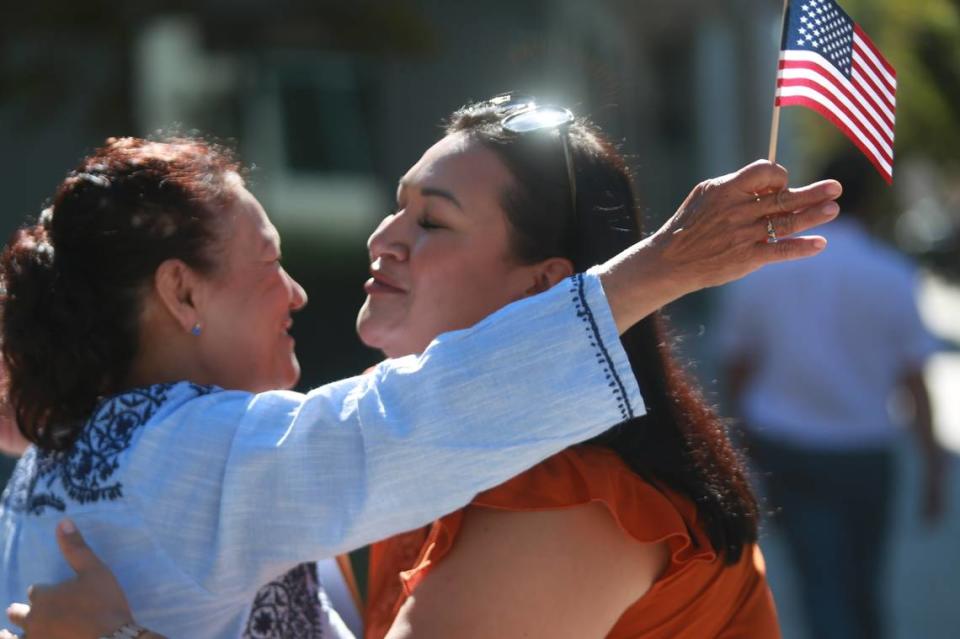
[{"xmin": 447, "ymin": 100, "xmax": 759, "ymax": 563}]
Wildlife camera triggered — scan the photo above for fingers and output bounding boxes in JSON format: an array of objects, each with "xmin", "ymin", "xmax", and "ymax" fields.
[
  {"xmin": 766, "ymin": 201, "xmax": 840, "ymax": 240},
  {"xmin": 55, "ymin": 518, "xmax": 102, "ymax": 576},
  {"xmin": 776, "ymin": 179, "xmax": 842, "ymax": 214},
  {"xmin": 731, "ymin": 160, "xmax": 789, "ymax": 196},
  {"xmin": 5, "ymin": 603, "xmax": 28, "ymax": 629},
  {"xmin": 740, "ymin": 180, "xmax": 843, "ymax": 223},
  {"xmin": 755, "ymin": 236, "xmax": 828, "ymax": 263}
]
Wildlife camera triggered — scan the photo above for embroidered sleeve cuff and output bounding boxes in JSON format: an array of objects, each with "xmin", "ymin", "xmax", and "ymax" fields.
[{"xmin": 581, "ymin": 267, "xmax": 645, "ymax": 420}]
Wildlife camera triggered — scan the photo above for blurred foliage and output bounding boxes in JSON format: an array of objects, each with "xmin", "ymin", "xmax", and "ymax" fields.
[
  {"xmin": 792, "ymin": 0, "xmax": 960, "ymax": 167},
  {"xmin": 785, "ymin": 0, "xmax": 960, "ymax": 275}
]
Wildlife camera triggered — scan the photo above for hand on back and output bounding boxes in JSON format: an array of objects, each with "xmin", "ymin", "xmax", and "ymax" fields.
[{"xmin": 4, "ymin": 520, "xmax": 140, "ymax": 639}]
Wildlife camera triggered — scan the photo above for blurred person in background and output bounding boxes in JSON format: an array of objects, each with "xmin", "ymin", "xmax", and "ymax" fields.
[
  {"xmin": 5, "ymin": 96, "xmax": 843, "ymax": 639},
  {"xmin": 716, "ymin": 151, "xmax": 947, "ymax": 639}
]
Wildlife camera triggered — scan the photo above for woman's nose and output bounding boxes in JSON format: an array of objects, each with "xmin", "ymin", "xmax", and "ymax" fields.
[
  {"xmin": 287, "ymin": 272, "xmax": 308, "ymax": 310},
  {"xmin": 367, "ymin": 213, "xmax": 410, "ymax": 262}
]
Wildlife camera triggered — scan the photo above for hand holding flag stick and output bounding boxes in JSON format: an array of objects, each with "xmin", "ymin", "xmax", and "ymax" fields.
[{"xmin": 768, "ymin": 0, "xmax": 897, "ymax": 184}]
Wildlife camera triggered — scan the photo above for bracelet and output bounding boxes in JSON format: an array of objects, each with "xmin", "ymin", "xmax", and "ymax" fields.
[{"xmin": 99, "ymin": 623, "xmax": 149, "ymax": 639}]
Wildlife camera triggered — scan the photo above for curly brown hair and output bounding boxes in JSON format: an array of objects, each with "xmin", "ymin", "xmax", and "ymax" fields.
[{"xmin": 1, "ymin": 136, "xmax": 242, "ymax": 451}]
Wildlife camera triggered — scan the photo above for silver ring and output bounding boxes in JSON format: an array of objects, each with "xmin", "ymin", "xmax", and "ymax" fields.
[{"xmin": 766, "ymin": 218, "xmax": 778, "ymax": 244}]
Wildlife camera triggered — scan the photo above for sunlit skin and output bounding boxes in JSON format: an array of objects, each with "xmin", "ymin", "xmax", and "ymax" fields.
[
  {"xmin": 132, "ymin": 178, "xmax": 309, "ymax": 393},
  {"xmin": 191, "ymin": 183, "xmax": 308, "ymax": 391},
  {"xmin": 356, "ymin": 133, "xmax": 572, "ymax": 358}
]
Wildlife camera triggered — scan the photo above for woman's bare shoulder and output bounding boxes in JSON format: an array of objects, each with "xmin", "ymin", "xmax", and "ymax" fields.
[{"xmin": 386, "ymin": 502, "xmax": 669, "ymax": 639}]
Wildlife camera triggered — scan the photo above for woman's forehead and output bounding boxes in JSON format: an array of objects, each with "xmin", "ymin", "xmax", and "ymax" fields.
[
  {"xmin": 400, "ymin": 134, "xmax": 513, "ymax": 200},
  {"xmin": 218, "ymin": 184, "xmax": 277, "ymax": 251}
]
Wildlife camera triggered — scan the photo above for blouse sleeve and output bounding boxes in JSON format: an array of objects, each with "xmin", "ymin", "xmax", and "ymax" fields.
[{"xmin": 126, "ymin": 271, "xmax": 644, "ymax": 598}]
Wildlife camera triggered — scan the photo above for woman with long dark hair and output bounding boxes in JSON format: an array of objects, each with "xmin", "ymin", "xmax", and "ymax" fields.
[{"xmin": 361, "ymin": 97, "xmax": 785, "ymax": 638}]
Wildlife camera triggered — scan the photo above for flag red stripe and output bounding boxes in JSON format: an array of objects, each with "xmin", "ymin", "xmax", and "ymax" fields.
[
  {"xmin": 778, "ymin": 78, "xmax": 892, "ymax": 163},
  {"xmin": 780, "ymin": 58, "xmax": 894, "ymax": 130},
  {"xmin": 853, "ymin": 39, "xmax": 896, "ymax": 99},
  {"xmin": 776, "ymin": 84, "xmax": 892, "ymax": 173},
  {"xmin": 853, "ymin": 23, "xmax": 896, "ymax": 79},
  {"xmin": 853, "ymin": 44, "xmax": 896, "ymax": 112},
  {"xmin": 776, "ymin": 94, "xmax": 893, "ymax": 184},
  {"xmin": 851, "ymin": 58, "xmax": 896, "ymax": 116}
]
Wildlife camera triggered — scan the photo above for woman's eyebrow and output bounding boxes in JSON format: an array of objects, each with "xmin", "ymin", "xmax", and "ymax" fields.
[
  {"xmin": 396, "ymin": 179, "xmax": 464, "ymax": 211},
  {"xmin": 420, "ymin": 187, "xmax": 464, "ymax": 211}
]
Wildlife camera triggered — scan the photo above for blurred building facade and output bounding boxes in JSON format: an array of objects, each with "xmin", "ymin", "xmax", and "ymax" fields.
[
  {"xmin": 1, "ymin": 0, "xmax": 799, "ymax": 396},
  {"xmin": 1, "ymin": 0, "xmax": 788, "ymax": 241}
]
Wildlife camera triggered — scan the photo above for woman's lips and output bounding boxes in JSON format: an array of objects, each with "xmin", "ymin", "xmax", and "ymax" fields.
[{"xmin": 365, "ymin": 272, "xmax": 406, "ymax": 294}]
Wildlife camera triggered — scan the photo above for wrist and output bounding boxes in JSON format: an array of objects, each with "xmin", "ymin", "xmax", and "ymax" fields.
[{"xmin": 598, "ymin": 236, "xmax": 687, "ymax": 333}]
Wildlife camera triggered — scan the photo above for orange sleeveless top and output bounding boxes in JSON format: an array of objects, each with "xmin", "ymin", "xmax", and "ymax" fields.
[{"xmin": 365, "ymin": 446, "xmax": 780, "ymax": 639}]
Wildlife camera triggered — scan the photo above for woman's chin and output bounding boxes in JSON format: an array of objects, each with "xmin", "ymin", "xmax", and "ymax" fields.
[
  {"xmin": 356, "ymin": 317, "xmax": 391, "ymax": 351},
  {"xmin": 356, "ymin": 327, "xmax": 412, "ymax": 360}
]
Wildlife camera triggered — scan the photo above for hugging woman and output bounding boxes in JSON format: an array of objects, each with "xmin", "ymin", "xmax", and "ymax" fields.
[
  {"xmin": 360, "ymin": 97, "xmax": 813, "ymax": 638},
  {"xmin": 2, "ymin": 99, "xmax": 841, "ymax": 638}
]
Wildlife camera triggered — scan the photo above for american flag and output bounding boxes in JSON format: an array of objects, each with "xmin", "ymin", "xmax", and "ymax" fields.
[{"xmin": 777, "ymin": 0, "xmax": 896, "ymax": 183}]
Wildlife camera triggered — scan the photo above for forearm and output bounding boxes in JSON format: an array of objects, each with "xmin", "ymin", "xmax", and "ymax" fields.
[
  {"xmin": 226, "ymin": 271, "xmax": 644, "ymax": 558},
  {"xmin": 160, "ymin": 270, "xmax": 643, "ymax": 593},
  {"xmin": 904, "ymin": 371, "xmax": 943, "ymax": 465},
  {"xmin": 597, "ymin": 236, "xmax": 687, "ymax": 334},
  {"xmin": 347, "ymin": 272, "xmax": 643, "ymax": 541}
]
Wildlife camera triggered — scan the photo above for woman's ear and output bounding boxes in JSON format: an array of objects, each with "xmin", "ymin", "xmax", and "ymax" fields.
[
  {"xmin": 525, "ymin": 257, "xmax": 575, "ymax": 296},
  {"xmin": 153, "ymin": 259, "xmax": 202, "ymax": 334}
]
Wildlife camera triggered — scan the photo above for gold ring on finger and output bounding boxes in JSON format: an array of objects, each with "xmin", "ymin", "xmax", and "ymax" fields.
[{"xmin": 766, "ymin": 218, "xmax": 778, "ymax": 244}]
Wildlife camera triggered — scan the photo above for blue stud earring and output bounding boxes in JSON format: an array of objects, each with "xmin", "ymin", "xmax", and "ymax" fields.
[{"xmin": 191, "ymin": 323, "xmax": 202, "ymax": 336}]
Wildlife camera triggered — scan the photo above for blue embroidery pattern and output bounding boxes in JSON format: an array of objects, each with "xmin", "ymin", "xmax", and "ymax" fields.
[
  {"xmin": 244, "ymin": 563, "xmax": 324, "ymax": 638},
  {"xmin": 571, "ymin": 274, "xmax": 634, "ymax": 421},
  {"xmin": 1, "ymin": 383, "xmax": 214, "ymax": 516}
]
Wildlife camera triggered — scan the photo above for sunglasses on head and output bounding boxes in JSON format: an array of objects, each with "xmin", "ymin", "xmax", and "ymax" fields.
[{"xmin": 485, "ymin": 93, "xmax": 578, "ymax": 219}]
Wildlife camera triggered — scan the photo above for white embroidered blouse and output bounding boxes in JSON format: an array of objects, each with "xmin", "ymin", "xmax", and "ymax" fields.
[{"xmin": 0, "ymin": 272, "xmax": 643, "ymax": 638}]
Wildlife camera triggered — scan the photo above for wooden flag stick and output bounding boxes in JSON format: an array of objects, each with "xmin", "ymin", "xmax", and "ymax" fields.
[
  {"xmin": 768, "ymin": 0, "xmax": 791, "ymax": 163},
  {"xmin": 768, "ymin": 104, "xmax": 781, "ymax": 163}
]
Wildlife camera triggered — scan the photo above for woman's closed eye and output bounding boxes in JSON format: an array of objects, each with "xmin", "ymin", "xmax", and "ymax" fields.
[
  {"xmin": 384, "ymin": 204, "xmax": 447, "ymax": 230},
  {"xmin": 417, "ymin": 214, "xmax": 445, "ymax": 230}
]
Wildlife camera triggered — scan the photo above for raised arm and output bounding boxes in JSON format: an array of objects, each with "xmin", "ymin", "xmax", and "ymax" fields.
[
  {"xmin": 133, "ymin": 160, "xmax": 840, "ymax": 590},
  {"xmin": 135, "ymin": 268, "xmax": 644, "ymax": 593}
]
